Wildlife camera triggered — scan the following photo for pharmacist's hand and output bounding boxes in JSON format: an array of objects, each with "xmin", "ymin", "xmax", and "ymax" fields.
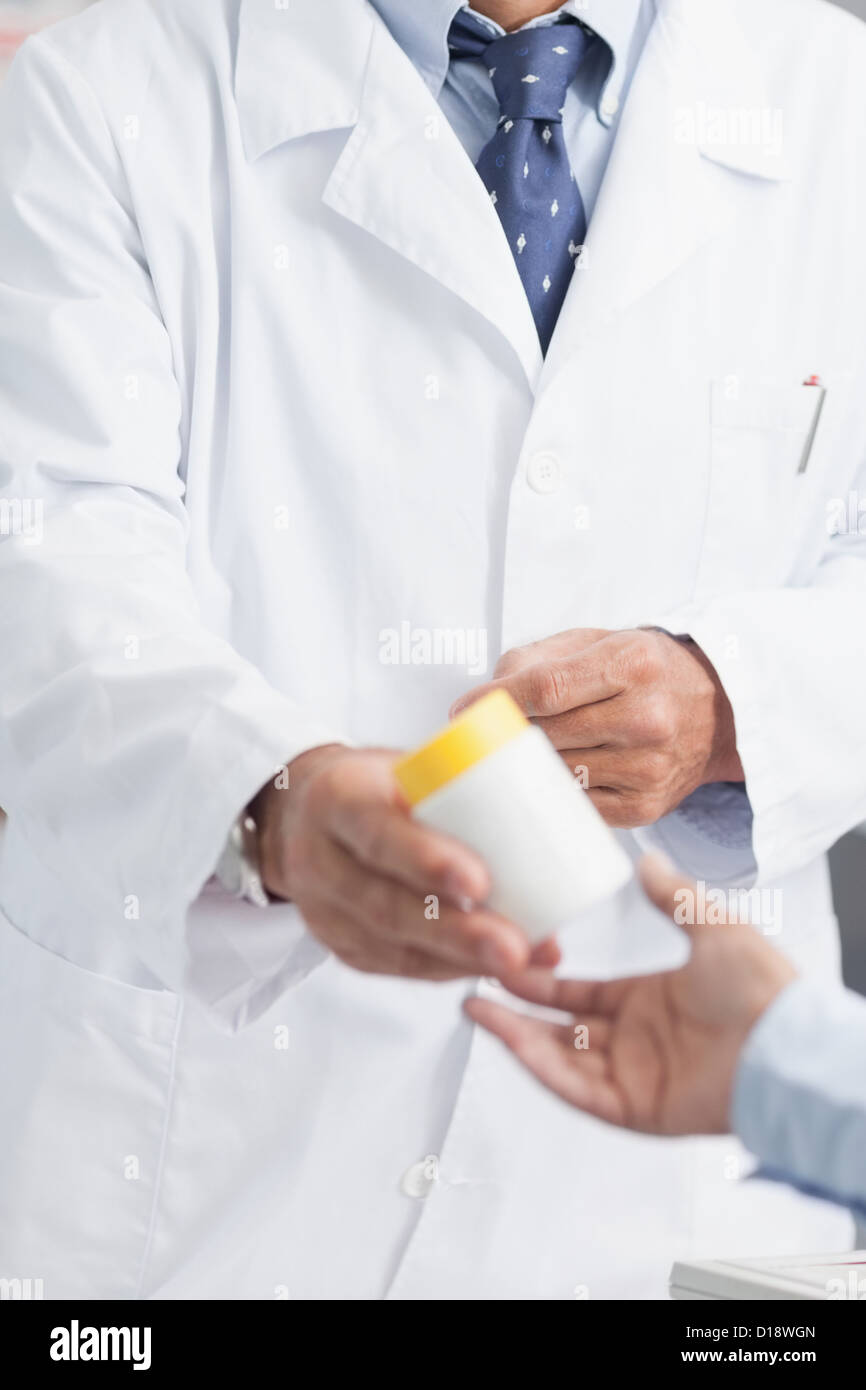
[
  {"xmin": 451, "ymin": 627, "xmax": 742, "ymax": 828},
  {"xmin": 464, "ymin": 856, "xmax": 795, "ymax": 1135},
  {"xmin": 252, "ymin": 745, "xmax": 558, "ymax": 981}
]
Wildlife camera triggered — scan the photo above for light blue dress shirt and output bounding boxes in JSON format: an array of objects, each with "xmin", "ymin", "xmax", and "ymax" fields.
[
  {"xmin": 734, "ymin": 977, "xmax": 866, "ymax": 1220},
  {"xmin": 370, "ymin": 0, "xmax": 656, "ymax": 228}
]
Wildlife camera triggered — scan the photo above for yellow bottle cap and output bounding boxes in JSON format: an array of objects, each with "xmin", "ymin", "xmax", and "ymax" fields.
[{"xmin": 393, "ymin": 689, "xmax": 528, "ymax": 806}]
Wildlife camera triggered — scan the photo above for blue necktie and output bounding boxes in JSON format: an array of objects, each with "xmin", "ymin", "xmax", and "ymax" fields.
[{"xmin": 448, "ymin": 10, "xmax": 593, "ymax": 353}]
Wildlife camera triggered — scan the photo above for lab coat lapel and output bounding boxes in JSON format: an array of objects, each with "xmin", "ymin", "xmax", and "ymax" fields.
[
  {"xmin": 235, "ymin": 0, "xmax": 372, "ymax": 156},
  {"xmin": 235, "ymin": 0, "xmax": 793, "ymax": 390},
  {"xmin": 235, "ymin": 0, "xmax": 542, "ymax": 391},
  {"xmin": 322, "ymin": 17, "xmax": 544, "ymax": 391},
  {"xmin": 543, "ymin": 0, "xmax": 794, "ymax": 380}
]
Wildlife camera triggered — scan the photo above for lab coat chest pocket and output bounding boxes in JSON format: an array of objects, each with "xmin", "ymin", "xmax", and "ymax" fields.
[
  {"xmin": 694, "ymin": 381, "xmax": 817, "ymax": 598},
  {"xmin": 0, "ymin": 907, "xmax": 181, "ymax": 1298}
]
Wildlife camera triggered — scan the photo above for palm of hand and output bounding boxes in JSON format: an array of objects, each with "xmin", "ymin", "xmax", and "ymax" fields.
[{"xmin": 599, "ymin": 969, "xmax": 744, "ymax": 1136}]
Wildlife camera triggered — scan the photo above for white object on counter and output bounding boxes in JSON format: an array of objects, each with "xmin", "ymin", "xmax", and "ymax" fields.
[{"xmin": 670, "ymin": 1251, "xmax": 866, "ymax": 1301}]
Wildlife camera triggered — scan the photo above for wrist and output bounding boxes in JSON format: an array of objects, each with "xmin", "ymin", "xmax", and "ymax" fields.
[
  {"xmin": 682, "ymin": 638, "xmax": 744, "ymax": 784},
  {"xmin": 282, "ymin": 740, "xmax": 349, "ymax": 784},
  {"xmin": 252, "ymin": 742, "xmax": 349, "ymax": 901},
  {"xmin": 706, "ymin": 734, "xmax": 744, "ymax": 785},
  {"xmin": 250, "ymin": 742, "xmax": 347, "ymax": 818}
]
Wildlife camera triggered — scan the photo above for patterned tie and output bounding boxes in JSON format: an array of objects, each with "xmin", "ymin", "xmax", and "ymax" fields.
[{"xmin": 448, "ymin": 10, "xmax": 593, "ymax": 353}]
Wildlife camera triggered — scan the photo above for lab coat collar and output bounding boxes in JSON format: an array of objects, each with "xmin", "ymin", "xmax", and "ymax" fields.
[
  {"xmin": 234, "ymin": 0, "xmax": 793, "ymax": 386},
  {"xmin": 235, "ymin": 0, "xmax": 791, "ymax": 172},
  {"xmin": 365, "ymin": 0, "xmax": 461, "ymax": 98},
  {"xmin": 235, "ymin": 0, "xmax": 374, "ymax": 161},
  {"xmin": 322, "ymin": 15, "xmax": 545, "ymax": 389},
  {"xmin": 235, "ymin": 0, "xmax": 543, "ymax": 387}
]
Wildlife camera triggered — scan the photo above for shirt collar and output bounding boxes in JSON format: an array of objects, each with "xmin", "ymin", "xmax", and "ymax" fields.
[
  {"xmin": 368, "ymin": 0, "xmax": 647, "ymax": 125},
  {"xmin": 367, "ymin": 0, "xmax": 463, "ymax": 93},
  {"xmin": 579, "ymin": 0, "xmax": 649, "ymax": 127}
]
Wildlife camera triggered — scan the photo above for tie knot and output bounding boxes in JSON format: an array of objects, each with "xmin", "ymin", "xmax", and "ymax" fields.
[{"xmin": 485, "ymin": 23, "xmax": 591, "ymax": 123}]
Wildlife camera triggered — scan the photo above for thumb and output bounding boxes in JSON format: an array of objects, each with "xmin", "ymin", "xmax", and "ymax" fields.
[
  {"xmin": 449, "ymin": 682, "xmax": 495, "ymax": 719},
  {"xmin": 638, "ymin": 853, "xmax": 698, "ymax": 935}
]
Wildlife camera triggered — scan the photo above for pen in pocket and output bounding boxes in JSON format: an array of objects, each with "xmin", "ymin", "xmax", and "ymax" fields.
[{"xmin": 798, "ymin": 375, "xmax": 826, "ymax": 474}]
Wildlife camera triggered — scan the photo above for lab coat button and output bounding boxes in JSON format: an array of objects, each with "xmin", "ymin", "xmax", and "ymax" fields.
[
  {"xmin": 527, "ymin": 451, "xmax": 561, "ymax": 494},
  {"xmin": 601, "ymin": 90, "xmax": 620, "ymax": 118},
  {"xmin": 401, "ymin": 1154, "xmax": 440, "ymax": 1199}
]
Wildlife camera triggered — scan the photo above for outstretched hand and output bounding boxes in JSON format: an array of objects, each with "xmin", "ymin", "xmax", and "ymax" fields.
[{"xmin": 465, "ymin": 855, "xmax": 795, "ymax": 1135}]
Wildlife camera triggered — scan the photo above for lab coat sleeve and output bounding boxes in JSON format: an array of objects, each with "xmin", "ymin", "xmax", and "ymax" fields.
[
  {"xmin": 644, "ymin": 524, "xmax": 866, "ymax": 886},
  {"xmin": 0, "ymin": 37, "xmax": 337, "ymax": 1015},
  {"xmin": 732, "ymin": 977, "xmax": 866, "ymax": 1221}
]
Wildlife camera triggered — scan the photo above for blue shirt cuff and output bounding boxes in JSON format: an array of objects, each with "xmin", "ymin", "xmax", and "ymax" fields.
[{"xmin": 732, "ymin": 977, "xmax": 866, "ymax": 1217}]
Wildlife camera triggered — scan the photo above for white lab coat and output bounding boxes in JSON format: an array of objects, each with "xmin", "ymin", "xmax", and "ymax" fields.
[{"xmin": 0, "ymin": 0, "xmax": 864, "ymax": 1299}]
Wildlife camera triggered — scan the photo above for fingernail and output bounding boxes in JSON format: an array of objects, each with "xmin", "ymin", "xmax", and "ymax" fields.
[
  {"xmin": 481, "ymin": 940, "xmax": 513, "ymax": 974},
  {"xmin": 445, "ymin": 870, "xmax": 477, "ymax": 906}
]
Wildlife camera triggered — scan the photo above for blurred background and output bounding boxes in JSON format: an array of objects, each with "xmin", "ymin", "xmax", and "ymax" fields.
[
  {"xmin": 0, "ymin": 0, "xmax": 88, "ymax": 78},
  {"xmin": 1, "ymin": 0, "xmax": 865, "ymax": 989}
]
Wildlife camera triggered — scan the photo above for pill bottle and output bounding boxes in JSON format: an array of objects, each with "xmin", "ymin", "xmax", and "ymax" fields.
[{"xmin": 393, "ymin": 689, "xmax": 633, "ymax": 943}]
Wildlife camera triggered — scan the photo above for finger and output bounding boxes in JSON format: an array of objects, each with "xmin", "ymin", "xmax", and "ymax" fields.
[
  {"xmin": 331, "ymin": 798, "xmax": 491, "ymax": 905},
  {"xmin": 304, "ymin": 902, "xmax": 476, "ymax": 982},
  {"xmin": 637, "ymin": 853, "xmax": 701, "ymax": 933},
  {"xmin": 464, "ymin": 998, "xmax": 626, "ymax": 1124},
  {"xmin": 585, "ymin": 787, "xmax": 649, "ymax": 829},
  {"xmin": 452, "ymin": 632, "xmax": 634, "ymax": 721},
  {"xmin": 495, "ymin": 965, "xmax": 630, "ymax": 1017},
  {"xmin": 557, "ymin": 747, "xmax": 650, "ymax": 791},
  {"xmin": 529, "ymin": 937, "xmax": 561, "ymax": 968},
  {"xmin": 533, "ymin": 701, "xmax": 624, "ymax": 752},
  {"xmin": 559, "ymin": 1014, "xmax": 613, "ymax": 1055},
  {"xmin": 491, "ymin": 628, "xmax": 610, "ymax": 679},
  {"xmin": 311, "ymin": 836, "xmax": 530, "ymax": 974},
  {"xmin": 537, "ymin": 674, "xmax": 676, "ymax": 755},
  {"xmin": 452, "ymin": 647, "xmax": 627, "ymax": 721},
  {"xmin": 535, "ymin": 1014, "xmax": 616, "ymax": 1068}
]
